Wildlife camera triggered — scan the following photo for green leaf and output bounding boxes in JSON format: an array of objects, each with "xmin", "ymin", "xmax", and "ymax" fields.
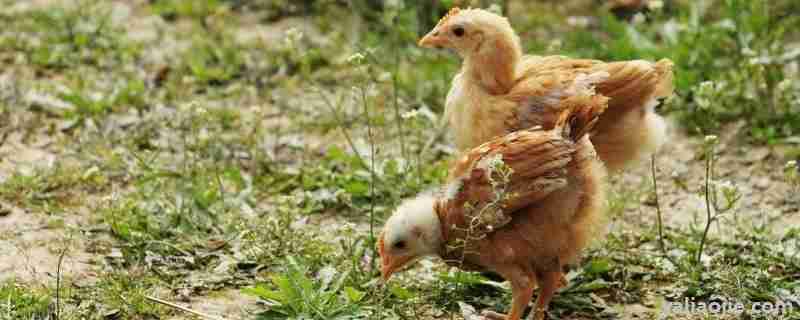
[
  {"xmin": 223, "ymin": 166, "xmax": 245, "ymax": 189},
  {"xmin": 344, "ymin": 181, "xmax": 369, "ymax": 196},
  {"xmin": 325, "ymin": 146, "xmax": 347, "ymax": 161},
  {"xmin": 271, "ymin": 275, "xmax": 301, "ymax": 307},
  {"xmin": 241, "ymin": 285, "xmax": 285, "ymax": 303},
  {"xmin": 389, "ymin": 285, "xmax": 414, "ymax": 300},
  {"xmin": 254, "ymin": 310, "xmax": 291, "ymax": 320},
  {"xmin": 570, "ymin": 279, "xmax": 610, "ymax": 293},
  {"xmin": 344, "ymin": 286, "xmax": 365, "ymax": 303},
  {"xmin": 584, "ymin": 258, "xmax": 613, "ymax": 276}
]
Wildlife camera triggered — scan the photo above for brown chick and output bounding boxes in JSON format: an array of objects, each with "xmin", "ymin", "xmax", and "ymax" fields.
[
  {"xmin": 418, "ymin": 7, "xmax": 673, "ymax": 172},
  {"xmin": 379, "ymin": 101, "xmax": 607, "ymax": 320}
]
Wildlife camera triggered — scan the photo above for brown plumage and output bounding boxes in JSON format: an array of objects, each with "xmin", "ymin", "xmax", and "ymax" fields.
[
  {"xmin": 378, "ymin": 102, "xmax": 607, "ymax": 320},
  {"xmin": 419, "ymin": 8, "xmax": 673, "ymax": 172}
]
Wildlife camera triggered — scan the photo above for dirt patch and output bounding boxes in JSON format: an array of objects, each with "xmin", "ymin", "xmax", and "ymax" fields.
[
  {"xmin": 165, "ymin": 289, "xmax": 260, "ymax": 320},
  {"xmin": 614, "ymin": 119, "xmax": 796, "ymax": 240},
  {"xmin": 0, "ymin": 133, "xmax": 56, "ymax": 179},
  {"xmin": 0, "ymin": 203, "xmax": 96, "ymax": 285}
]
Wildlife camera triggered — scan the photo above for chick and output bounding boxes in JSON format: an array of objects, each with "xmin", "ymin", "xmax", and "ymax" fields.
[
  {"xmin": 379, "ymin": 100, "xmax": 607, "ymax": 320},
  {"xmin": 419, "ymin": 7, "xmax": 673, "ymax": 172}
]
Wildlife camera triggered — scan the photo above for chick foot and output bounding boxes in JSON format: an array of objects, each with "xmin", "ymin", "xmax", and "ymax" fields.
[
  {"xmin": 558, "ymin": 274, "xmax": 568, "ymax": 288},
  {"xmin": 527, "ymin": 309, "xmax": 547, "ymax": 320}
]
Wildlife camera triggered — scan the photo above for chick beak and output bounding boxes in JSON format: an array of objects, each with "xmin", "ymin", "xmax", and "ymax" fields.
[
  {"xmin": 380, "ymin": 257, "xmax": 395, "ymax": 282},
  {"xmin": 380, "ymin": 255, "xmax": 412, "ymax": 282},
  {"xmin": 418, "ymin": 30, "xmax": 447, "ymax": 48}
]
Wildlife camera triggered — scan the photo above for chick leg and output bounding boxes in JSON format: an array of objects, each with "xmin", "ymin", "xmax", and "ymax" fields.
[
  {"xmin": 558, "ymin": 273, "xmax": 568, "ymax": 288},
  {"xmin": 527, "ymin": 271, "xmax": 561, "ymax": 320},
  {"xmin": 480, "ymin": 268, "xmax": 536, "ymax": 320}
]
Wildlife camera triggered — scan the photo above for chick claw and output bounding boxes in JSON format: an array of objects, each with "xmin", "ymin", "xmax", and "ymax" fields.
[
  {"xmin": 527, "ymin": 309, "xmax": 547, "ymax": 320},
  {"xmin": 480, "ymin": 310, "xmax": 507, "ymax": 320}
]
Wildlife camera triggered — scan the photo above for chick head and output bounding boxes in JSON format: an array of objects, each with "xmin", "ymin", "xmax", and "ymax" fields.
[
  {"xmin": 419, "ymin": 7, "xmax": 517, "ymax": 57},
  {"xmin": 378, "ymin": 193, "xmax": 442, "ymax": 281}
]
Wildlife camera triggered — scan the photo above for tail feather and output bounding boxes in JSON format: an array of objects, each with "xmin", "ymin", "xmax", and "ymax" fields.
[
  {"xmin": 653, "ymin": 59, "xmax": 675, "ymax": 101},
  {"xmin": 592, "ymin": 59, "xmax": 673, "ymax": 115},
  {"xmin": 589, "ymin": 58, "xmax": 673, "ymax": 171}
]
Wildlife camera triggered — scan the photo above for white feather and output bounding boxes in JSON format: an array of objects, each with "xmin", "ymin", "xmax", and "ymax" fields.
[
  {"xmin": 444, "ymin": 179, "xmax": 463, "ymax": 201},
  {"xmin": 642, "ymin": 100, "xmax": 668, "ymax": 153},
  {"xmin": 567, "ymin": 71, "xmax": 610, "ymax": 96},
  {"xmin": 383, "ymin": 193, "xmax": 443, "ymax": 255}
]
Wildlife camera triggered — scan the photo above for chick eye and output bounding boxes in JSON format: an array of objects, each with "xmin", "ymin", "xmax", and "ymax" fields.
[
  {"xmin": 453, "ymin": 26, "xmax": 465, "ymax": 37},
  {"xmin": 393, "ymin": 241, "xmax": 406, "ymax": 250}
]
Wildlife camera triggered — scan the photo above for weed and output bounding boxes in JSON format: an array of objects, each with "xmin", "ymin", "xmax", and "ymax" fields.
[
  {"xmin": 240, "ymin": 195, "xmax": 335, "ymax": 269},
  {"xmin": 0, "ymin": 281, "xmax": 50, "ymax": 320},
  {"xmin": 0, "ymin": 164, "xmax": 105, "ymax": 211},
  {"xmin": 695, "ymin": 135, "xmax": 741, "ymax": 267},
  {"xmin": 243, "ymin": 257, "xmax": 366, "ymax": 319},
  {"xmin": 183, "ymin": 33, "xmax": 246, "ymax": 86},
  {"xmin": 786, "ymin": 160, "xmax": 799, "ymax": 194},
  {"xmin": 95, "ymin": 269, "xmax": 169, "ymax": 318},
  {"xmin": 0, "ymin": 1, "xmax": 140, "ymax": 71},
  {"xmin": 150, "ymin": 0, "xmax": 224, "ymax": 22}
]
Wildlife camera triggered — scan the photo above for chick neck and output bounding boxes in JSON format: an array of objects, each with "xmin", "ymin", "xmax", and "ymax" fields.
[
  {"xmin": 461, "ymin": 31, "xmax": 522, "ymax": 95},
  {"xmin": 386, "ymin": 193, "xmax": 444, "ymax": 257},
  {"xmin": 417, "ymin": 211, "xmax": 444, "ymax": 257}
]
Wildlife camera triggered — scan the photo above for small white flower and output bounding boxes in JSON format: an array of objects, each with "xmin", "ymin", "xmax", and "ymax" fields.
[
  {"xmin": 712, "ymin": 179, "xmax": 735, "ymax": 191},
  {"xmin": 704, "ymin": 135, "xmax": 718, "ymax": 144},
  {"xmin": 648, "ymin": 0, "xmax": 664, "ymax": 10},
  {"xmin": 546, "ymin": 39, "xmax": 563, "ymax": 52},
  {"xmin": 566, "ymin": 16, "xmax": 590, "ymax": 28},
  {"xmin": 179, "ymin": 101, "xmax": 196, "ymax": 112},
  {"xmin": 777, "ymin": 79, "xmax": 794, "ymax": 93},
  {"xmin": 385, "ymin": 0, "xmax": 403, "ymax": 9},
  {"xmin": 347, "ymin": 52, "xmax": 365, "ymax": 65},
  {"xmin": 283, "ymin": 27, "xmax": 304, "ymax": 50},
  {"xmin": 377, "ymin": 72, "xmax": 392, "ymax": 82},
  {"xmin": 478, "ymin": 153, "xmax": 505, "ymax": 174},
  {"xmin": 698, "ymin": 81, "xmax": 715, "ymax": 92},
  {"xmin": 400, "ymin": 109, "xmax": 419, "ymax": 119},
  {"xmin": 487, "ymin": 4, "xmax": 503, "ymax": 15},
  {"xmin": 285, "ymin": 27, "xmax": 303, "ymax": 41},
  {"xmin": 632, "ymin": 13, "xmax": 646, "ymax": 25},
  {"xmin": 741, "ymin": 47, "xmax": 757, "ymax": 56},
  {"xmin": 749, "ymin": 56, "xmax": 772, "ymax": 66},
  {"xmin": 89, "ymin": 91, "xmax": 104, "ymax": 102},
  {"xmin": 695, "ymin": 81, "xmax": 718, "ymax": 110},
  {"xmin": 787, "ymin": 160, "xmax": 798, "ymax": 169}
]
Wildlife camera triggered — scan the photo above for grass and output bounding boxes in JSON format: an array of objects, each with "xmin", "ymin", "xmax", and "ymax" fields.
[
  {"xmin": 0, "ymin": 164, "xmax": 107, "ymax": 211},
  {"xmin": 0, "ymin": 281, "xmax": 51, "ymax": 319},
  {"xmin": 0, "ymin": 0, "xmax": 798, "ymax": 319}
]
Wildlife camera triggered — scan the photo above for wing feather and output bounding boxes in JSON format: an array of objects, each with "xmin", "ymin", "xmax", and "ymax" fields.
[
  {"xmin": 505, "ymin": 65, "xmax": 610, "ymax": 134},
  {"xmin": 436, "ymin": 102, "xmax": 605, "ymax": 261},
  {"xmin": 441, "ymin": 127, "xmax": 573, "ymax": 237}
]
